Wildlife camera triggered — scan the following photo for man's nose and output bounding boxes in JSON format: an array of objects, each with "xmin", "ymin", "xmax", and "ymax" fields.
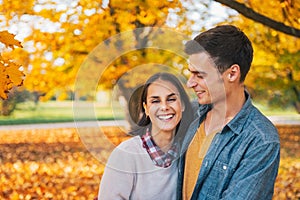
[{"xmin": 187, "ymin": 77, "xmax": 197, "ymax": 88}]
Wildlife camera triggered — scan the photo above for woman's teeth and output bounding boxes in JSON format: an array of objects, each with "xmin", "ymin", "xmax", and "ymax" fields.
[{"xmin": 158, "ymin": 114, "xmax": 174, "ymax": 120}]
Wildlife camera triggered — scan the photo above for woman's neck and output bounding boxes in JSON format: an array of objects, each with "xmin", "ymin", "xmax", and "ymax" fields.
[{"xmin": 151, "ymin": 130, "xmax": 175, "ymax": 152}]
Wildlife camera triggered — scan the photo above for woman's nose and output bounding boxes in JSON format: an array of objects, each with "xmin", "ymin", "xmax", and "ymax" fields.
[{"xmin": 160, "ymin": 101, "xmax": 168, "ymax": 110}]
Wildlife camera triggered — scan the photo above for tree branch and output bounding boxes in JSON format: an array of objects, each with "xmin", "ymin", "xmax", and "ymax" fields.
[{"xmin": 214, "ymin": 0, "xmax": 300, "ymax": 38}]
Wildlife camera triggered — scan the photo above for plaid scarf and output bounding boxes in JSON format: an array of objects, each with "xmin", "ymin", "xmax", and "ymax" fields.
[{"xmin": 141, "ymin": 129, "xmax": 178, "ymax": 168}]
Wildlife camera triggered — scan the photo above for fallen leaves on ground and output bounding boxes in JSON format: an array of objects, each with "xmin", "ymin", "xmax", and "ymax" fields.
[
  {"xmin": 0, "ymin": 141, "xmax": 101, "ymax": 200},
  {"xmin": 0, "ymin": 127, "xmax": 129, "ymax": 200},
  {"xmin": 0, "ymin": 126, "xmax": 299, "ymax": 199}
]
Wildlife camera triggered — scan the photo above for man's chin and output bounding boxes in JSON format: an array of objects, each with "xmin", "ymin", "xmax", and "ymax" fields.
[{"xmin": 198, "ymin": 99, "xmax": 211, "ymax": 105}]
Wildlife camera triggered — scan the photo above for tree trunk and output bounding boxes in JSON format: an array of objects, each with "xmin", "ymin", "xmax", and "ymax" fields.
[
  {"xmin": 294, "ymin": 102, "xmax": 300, "ymax": 114},
  {"xmin": 1, "ymin": 99, "xmax": 16, "ymax": 116},
  {"xmin": 117, "ymin": 79, "xmax": 143, "ymax": 130}
]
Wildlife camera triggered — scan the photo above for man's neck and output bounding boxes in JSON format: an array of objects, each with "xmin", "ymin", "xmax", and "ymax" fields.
[
  {"xmin": 224, "ymin": 88, "xmax": 246, "ymax": 120},
  {"xmin": 205, "ymin": 88, "xmax": 246, "ymax": 135}
]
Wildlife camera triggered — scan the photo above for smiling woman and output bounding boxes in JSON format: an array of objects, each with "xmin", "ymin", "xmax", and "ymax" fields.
[
  {"xmin": 97, "ymin": 72, "xmax": 193, "ymax": 200},
  {"xmin": 143, "ymin": 80, "xmax": 184, "ymax": 141}
]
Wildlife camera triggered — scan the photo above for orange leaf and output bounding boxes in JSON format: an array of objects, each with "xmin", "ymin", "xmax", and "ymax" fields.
[
  {"xmin": 5, "ymin": 61, "xmax": 24, "ymax": 86},
  {"xmin": 0, "ymin": 30, "xmax": 23, "ymax": 49},
  {"xmin": 0, "ymin": 63, "xmax": 11, "ymax": 99}
]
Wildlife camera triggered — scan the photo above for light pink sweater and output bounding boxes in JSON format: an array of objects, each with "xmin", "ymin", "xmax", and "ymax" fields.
[{"xmin": 98, "ymin": 136, "xmax": 178, "ymax": 200}]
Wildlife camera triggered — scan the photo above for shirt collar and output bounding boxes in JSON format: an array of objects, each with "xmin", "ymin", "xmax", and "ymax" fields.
[
  {"xmin": 197, "ymin": 90, "xmax": 253, "ymax": 135},
  {"xmin": 225, "ymin": 90, "xmax": 253, "ymax": 135},
  {"xmin": 141, "ymin": 129, "xmax": 178, "ymax": 168},
  {"xmin": 197, "ymin": 103, "xmax": 212, "ymax": 118}
]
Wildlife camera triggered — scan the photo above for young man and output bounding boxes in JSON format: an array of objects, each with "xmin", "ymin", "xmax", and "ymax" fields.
[{"xmin": 177, "ymin": 25, "xmax": 280, "ymax": 200}]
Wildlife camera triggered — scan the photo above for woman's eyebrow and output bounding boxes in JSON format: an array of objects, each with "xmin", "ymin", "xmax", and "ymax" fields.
[
  {"xmin": 167, "ymin": 93, "xmax": 177, "ymax": 97},
  {"xmin": 149, "ymin": 92, "xmax": 177, "ymax": 99}
]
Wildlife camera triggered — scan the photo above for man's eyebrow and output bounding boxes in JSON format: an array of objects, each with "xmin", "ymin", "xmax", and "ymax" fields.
[{"xmin": 188, "ymin": 69, "xmax": 207, "ymax": 75}]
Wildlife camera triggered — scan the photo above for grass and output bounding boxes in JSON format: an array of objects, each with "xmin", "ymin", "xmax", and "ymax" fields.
[
  {"xmin": 0, "ymin": 100, "xmax": 125, "ymax": 125},
  {"xmin": 0, "ymin": 100, "xmax": 299, "ymax": 126},
  {"xmin": 253, "ymin": 101, "xmax": 300, "ymax": 116}
]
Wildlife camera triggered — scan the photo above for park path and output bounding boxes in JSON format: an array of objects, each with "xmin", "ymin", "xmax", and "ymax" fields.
[
  {"xmin": 267, "ymin": 115, "xmax": 300, "ymax": 126},
  {"xmin": 0, "ymin": 120, "xmax": 129, "ymax": 131},
  {"xmin": 0, "ymin": 116, "xmax": 300, "ymax": 131}
]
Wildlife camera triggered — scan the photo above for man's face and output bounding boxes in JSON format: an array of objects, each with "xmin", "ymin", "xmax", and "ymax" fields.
[{"xmin": 186, "ymin": 52, "xmax": 226, "ymax": 105}]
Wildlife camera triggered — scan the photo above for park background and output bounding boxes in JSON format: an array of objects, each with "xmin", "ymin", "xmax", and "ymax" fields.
[{"xmin": 0, "ymin": 0, "xmax": 300, "ymax": 199}]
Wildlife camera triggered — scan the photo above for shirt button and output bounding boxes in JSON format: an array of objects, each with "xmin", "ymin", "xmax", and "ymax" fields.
[{"xmin": 223, "ymin": 165, "xmax": 227, "ymax": 170}]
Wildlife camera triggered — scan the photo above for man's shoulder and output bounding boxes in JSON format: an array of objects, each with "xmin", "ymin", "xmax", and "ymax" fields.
[
  {"xmin": 248, "ymin": 105, "xmax": 275, "ymax": 127},
  {"xmin": 245, "ymin": 105, "xmax": 279, "ymax": 143}
]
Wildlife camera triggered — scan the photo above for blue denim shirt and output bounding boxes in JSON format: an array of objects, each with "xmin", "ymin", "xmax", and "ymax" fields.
[{"xmin": 177, "ymin": 91, "xmax": 280, "ymax": 200}]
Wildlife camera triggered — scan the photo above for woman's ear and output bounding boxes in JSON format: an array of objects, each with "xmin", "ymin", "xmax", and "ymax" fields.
[
  {"xmin": 143, "ymin": 102, "xmax": 149, "ymax": 116},
  {"xmin": 181, "ymin": 103, "xmax": 185, "ymax": 112}
]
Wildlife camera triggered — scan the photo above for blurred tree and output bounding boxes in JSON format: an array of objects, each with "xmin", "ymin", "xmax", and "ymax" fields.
[
  {"xmin": 1, "ymin": 0, "xmax": 299, "ymax": 113},
  {"xmin": 0, "ymin": 0, "xmax": 187, "ymax": 102},
  {"xmin": 0, "ymin": 88, "xmax": 30, "ymax": 116},
  {"xmin": 227, "ymin": 0, "xmax": 300, "ymax": 113},
  {"xmin": 179, "ymin": 0, "xmax": 300, "ymax": 113}
]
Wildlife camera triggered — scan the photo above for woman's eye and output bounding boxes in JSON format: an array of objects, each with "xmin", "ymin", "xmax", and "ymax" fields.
[
  {"xmin": 167, "ymin": 98, "xmax": 177, "ymax": 102},
  {"xmin": 151, "ymin": 100, "xmax": 160, "ymax": 103}
]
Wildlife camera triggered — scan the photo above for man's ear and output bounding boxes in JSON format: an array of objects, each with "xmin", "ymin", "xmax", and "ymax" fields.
[{"xmin": 227, "ymin": 64, "xmax": 240, "ymax": 82}]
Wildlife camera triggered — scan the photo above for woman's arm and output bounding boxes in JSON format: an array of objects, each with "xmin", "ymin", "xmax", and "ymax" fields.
[{"xmin": 98, "ymin": 146, "xmax": 135, "ymax": 200}]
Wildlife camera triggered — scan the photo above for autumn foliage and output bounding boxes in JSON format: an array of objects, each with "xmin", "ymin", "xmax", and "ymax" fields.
[
  {"xmin": 0, "ymin": 31, "xmax": 24, "ymax": 100},
  {"xmin": 0, "ymin": 125, "xmax": 299, "ymax": 199},
  {"xmin": 0, "ymin": 0, "xmax": 299, "ymax": 112}
]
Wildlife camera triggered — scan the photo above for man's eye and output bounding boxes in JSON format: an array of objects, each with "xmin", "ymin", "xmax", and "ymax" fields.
[{"xmin": 196, "ymin": 74, "xmax": 204, "ymax": 79}]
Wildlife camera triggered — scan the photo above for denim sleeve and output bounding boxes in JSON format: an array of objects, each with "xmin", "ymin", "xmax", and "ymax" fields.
[{"xmin": 221, "ymin": 142, "xmax": 280, "ymax": 200}]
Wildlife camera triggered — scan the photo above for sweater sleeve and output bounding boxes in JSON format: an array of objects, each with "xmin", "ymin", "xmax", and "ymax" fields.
[{"xmin": 98, "ymin": 143, "xmax": 136, "ymax": 200}]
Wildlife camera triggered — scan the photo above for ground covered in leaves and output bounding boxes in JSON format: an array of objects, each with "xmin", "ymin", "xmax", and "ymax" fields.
[{"xmin": 0, "ymin": 125, "xmax": 299, "ymax": 200}]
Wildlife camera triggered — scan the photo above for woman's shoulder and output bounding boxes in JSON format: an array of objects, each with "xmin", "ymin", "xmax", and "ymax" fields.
[
  {"xmin": 106, "ymin": 136, "xmax": 146, "ymax": 173},
  {"xmin": 109, "ymin": 136, "xmax": 144, "ymax": 161},
  {"xmin": 116, "ymin": 135, "xmax": 142, "ymax": 151}
]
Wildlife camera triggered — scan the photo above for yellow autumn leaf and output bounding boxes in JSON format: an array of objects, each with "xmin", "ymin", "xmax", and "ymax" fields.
[
  {"xmin": 5, "ymin": 61, "xmax": 25, "ymax": 86},
  {"xmin": 0, "ymin": 31, "xmax": 24, "ymax": 99},
  {"xmin": 0, "ymin": 62, "xmax": 11, "ymax": 99},
  {"xmin": 0, "ymin": 30, "xmax": 23, "ymax": 49}
]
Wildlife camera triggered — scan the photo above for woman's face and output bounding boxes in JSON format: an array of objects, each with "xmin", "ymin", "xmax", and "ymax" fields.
[{"xmin": 143, "ymin": 79, "xmax": 184, "ymax": 135}]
